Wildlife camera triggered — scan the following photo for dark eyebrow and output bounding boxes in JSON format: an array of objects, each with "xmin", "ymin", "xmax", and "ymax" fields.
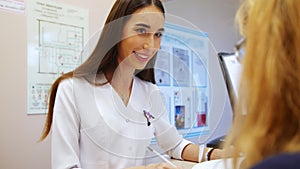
[
  {"xmin": 158, "ymin": 28, "xmax": 165, "ymax": 32},
  {"xmin": 135, "ymin": 23, "xmax": 165, "ymax": 32},
  {"xmin": 135, "ymin": 23, "xmax": 151, "ymax": 29}
]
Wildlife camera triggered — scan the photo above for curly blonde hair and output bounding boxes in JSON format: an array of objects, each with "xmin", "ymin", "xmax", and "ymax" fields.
[{"xmin": 225, "ymin": 0, "xmax": 300, "ymax": 168}]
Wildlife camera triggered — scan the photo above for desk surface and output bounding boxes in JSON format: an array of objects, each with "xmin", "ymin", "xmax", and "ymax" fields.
[{"xmin": 170, "ymin": 159, "xmax": 197, "ymax": 169}]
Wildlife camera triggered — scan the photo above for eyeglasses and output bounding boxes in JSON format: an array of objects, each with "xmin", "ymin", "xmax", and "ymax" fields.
[{"xmin": 234, "ymin": 37, "xmax": 246, "ymax": 63}]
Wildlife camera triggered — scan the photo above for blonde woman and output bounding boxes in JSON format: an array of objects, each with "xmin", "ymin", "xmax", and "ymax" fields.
[{"xmin": 225, "ymin": 0, "xmax": 300, "ymax": 169}]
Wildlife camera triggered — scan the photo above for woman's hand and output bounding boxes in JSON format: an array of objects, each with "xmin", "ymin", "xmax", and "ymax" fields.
[
  {"xmin": 210, "ymin": 146, "xmax": 235, "ymax": 160},
  {"xmin": 209, "ymin": 149, "xmax": 223, "ymax": 160}
]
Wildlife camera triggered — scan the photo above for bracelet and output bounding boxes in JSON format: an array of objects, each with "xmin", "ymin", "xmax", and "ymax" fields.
[
  {"xmin": 207, "ymin": 148, "xmax": 215, "ymax": 161},
  {"xmin": 205, "ymin": 148, "xmax": 215, "ymax": 161}
]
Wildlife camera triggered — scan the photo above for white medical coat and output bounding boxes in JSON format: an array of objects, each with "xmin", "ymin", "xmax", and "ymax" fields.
[{"xmin": 51, "ymin": 74, "xmax": 191, "ymax": 169}]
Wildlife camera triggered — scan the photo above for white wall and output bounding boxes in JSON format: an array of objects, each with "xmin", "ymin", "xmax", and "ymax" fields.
[
  {"xmin": 0, "ymin": 0, "xmax": 238, "ymax": 168},
  {"xmin": 165, "ymin": 0, "xmax": 241, "ymax": 51}
]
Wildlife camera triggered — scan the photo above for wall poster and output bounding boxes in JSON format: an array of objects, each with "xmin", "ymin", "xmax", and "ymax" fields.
[
  {"xmin": 0, "ymin": 0, "xmax": 25, "ymax": 13},
  {"xmin": 27, "ymin": 0, "xmax": 88, "ymax": 114},
  {"xmin": 155, "ymin": 23, "xmax": 210, "ymax": 139}
]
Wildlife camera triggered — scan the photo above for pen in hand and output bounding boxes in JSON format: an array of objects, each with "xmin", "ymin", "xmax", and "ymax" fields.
[{"xmin": 146, "ymin": 146, "xmax": 177, "ymax": 167}]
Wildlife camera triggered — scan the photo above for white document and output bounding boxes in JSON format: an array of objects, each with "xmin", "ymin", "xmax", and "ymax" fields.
[{"xmin": 192, "ymin": 158, "xmax": 243, "ymax": 169}]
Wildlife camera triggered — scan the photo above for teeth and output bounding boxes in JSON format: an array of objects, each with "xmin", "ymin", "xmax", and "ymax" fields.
[
  {"xmin": 139, "ymin": 54, "xmax": 148, "ymax": 59},
  {"xmin": 134, "ymin": 52, "xmax": 148, "ymax": 59}
]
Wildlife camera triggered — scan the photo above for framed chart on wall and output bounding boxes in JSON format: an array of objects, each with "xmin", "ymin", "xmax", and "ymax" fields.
[{"xmin": 27, "ymin": 0, "xmax": 89, "ymax": 114}]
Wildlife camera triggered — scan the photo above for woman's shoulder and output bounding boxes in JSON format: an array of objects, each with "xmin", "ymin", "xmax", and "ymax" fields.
[
  {"xmin": 251, "ymin": 152, "xmax": 300, "ymax": 169},
  {"xmin": 58, "ymin": 76, "xmax": 82, "ymax": 85},
  {"xmin": 58, "ymin": 76, "xmax": 90, "ymax": 89}
]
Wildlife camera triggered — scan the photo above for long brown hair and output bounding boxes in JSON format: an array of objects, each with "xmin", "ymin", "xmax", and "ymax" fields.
[
  {"xmin": 225, "ymin": 0, "xmax": 300, "ymax": 168},
  {"xmin": 39, "ymin": 0, "xmax": 165, "ymax": 141}
]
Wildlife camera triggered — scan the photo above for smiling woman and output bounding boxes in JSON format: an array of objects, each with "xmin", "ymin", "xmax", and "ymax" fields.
[
  {"xmin": 117, "ymin": 6, "xmax": 165, "ymax": 71},
  {"xmin": 38, "ymin": 0, "xmax": 222, "ymax": 169}
]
